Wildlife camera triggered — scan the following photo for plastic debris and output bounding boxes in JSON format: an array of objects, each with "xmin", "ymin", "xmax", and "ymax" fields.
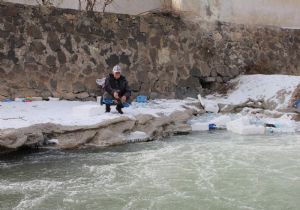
[
  {"xmin": 15, "ymin": 98, "xmax": 25, "ymax": 102},
  {"xmin": 3, "ymin": 99, "xmax": 13, "ymax": 102},
  {"xmin": 96, "ymin": 78, "xmax": 106, "ymax": 88},
  {"xmin": 136, "ymin": 95, "xmax": 147, "ymax": 103},
  {"xmin": 294, "ymin": 99, "xmax": 300, "ymax": 108},
  {"xmin": 191, "ymin": 122, "xmax": 223, "ymax": 131},
  {"xmin": 23, "ymin": 97, "xmax": 32, "ymax": 102}
]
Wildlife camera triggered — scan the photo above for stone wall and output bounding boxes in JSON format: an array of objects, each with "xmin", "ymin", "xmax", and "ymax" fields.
[{"xmin": 0, "ymin": 2, "xmax": 299, "ymax": 100}]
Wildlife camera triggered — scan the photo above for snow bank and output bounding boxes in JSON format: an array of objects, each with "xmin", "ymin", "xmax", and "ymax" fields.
[
  {"xmin": 207, "ymin": 74, "xmax": 300, "ymax": 110},
  {"xmin": 0, "ymin": 99, "xmax": 197, "ymax": 130}
]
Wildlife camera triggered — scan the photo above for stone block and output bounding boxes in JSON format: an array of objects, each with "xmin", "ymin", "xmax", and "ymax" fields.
[
  {"xmin": 47, "ymin": 31, "xmax": 61, "ymax": 52},
  {"xmin": 46, "ymin": 55, "xmax": 57, "ymax": 67},
  {"xmin": 27, "ymin": 25, "xmax": 42, "ymax": 39}
]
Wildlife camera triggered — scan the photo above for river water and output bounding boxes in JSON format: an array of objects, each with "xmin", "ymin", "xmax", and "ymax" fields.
[{"xmin": 1, "ymin": 131, "xmax": 300, "ymax": 210}]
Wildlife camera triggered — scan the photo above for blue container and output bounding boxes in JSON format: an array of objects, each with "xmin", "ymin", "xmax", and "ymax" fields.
[
  {"xmin": 136, "ymin": 95, "xmax": 147, "ymax": 103},
  {"xmin": 294, "ymin": 99, "xmax": 300, "ymax": 108},
  {"xmin": 3, "ymin": 99, "xmax": 13, "ymax": 102},
  {"xmin": 209, "ymin": 123, "xmax": 217, "ymax": 130}
]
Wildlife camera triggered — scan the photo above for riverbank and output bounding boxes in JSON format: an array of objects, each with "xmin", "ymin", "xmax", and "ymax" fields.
[
  {"xmin": 0, "ymin": 99, "xmax": 203, "ymax": 151},
  {"xmin": 1, "ymin": 74, "xmax": 299, "ymax": 152}
]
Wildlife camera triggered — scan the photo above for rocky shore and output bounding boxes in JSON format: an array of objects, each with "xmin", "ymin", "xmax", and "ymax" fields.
[{"xmin": 0, "ymin": 100, "xmax": 203, "ymax": 152}]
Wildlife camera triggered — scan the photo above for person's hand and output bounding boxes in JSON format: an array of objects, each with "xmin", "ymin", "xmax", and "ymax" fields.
[
  {"xmin": 121, "ymin": 96, "xmax": 126, "ymax": 103},
  {"xmin": 113, "ymin": 92, "xmax": 119, "ymax": 99},
  {"xmin": 113, "ymin": 99, "xmax": 118, "ymax": 104}
]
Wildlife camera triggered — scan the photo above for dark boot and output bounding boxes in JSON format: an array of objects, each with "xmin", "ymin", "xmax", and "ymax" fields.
[
  {"xmin": 116, "ymin": 104, "xmax": 124, "ymax": 114},
  {"xmin": 105, "ymin": 104, "xmax": 111, "ymax": 113}
]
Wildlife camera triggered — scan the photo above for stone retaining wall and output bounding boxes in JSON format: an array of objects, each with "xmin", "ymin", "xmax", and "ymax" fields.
[{"xmin": 0, "ymin": 2, "xmax": 299, "ymax": 100}]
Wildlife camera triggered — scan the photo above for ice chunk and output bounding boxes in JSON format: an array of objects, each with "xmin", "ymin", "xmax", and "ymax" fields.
[
  {"xmin": 191, "ymin": 122, "xmax": 210, "ymax": 131},
  {"xmin": 212, "ymin": 115, "xmax": 231, "ymax": 128},
  {"xmin": 227, "ymin": 117, "xmax": 265, "ymax": 135},
  {"xmin": 125, "ymin": 131, "xmax": 149, "ymax": 142},
  {"xmin": 197, "ymin": 94, "xmax": 219, "ymax": 113},
  {"xmin": 47, "ymin": 139, "xmax": 59, "ymax": 145}
]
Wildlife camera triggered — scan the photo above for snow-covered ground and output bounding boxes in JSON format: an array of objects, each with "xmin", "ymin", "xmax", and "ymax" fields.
[
  {"xmin": 195, "ymin": 74, "xmax": 300, "ymax": 135},
  {"xmin": 0, "ymin": 99, "xmax": 196, "ymax": 130},
  {"xmin": 0, "ymin": 74, "xmax": 299, "ymax": 136},
  {"xmin": 206, "ymin": 74, "xmax": 300, "ymax": 110}
]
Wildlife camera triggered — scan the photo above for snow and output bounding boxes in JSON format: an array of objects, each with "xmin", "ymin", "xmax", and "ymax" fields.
[
  {"xmin": 206, "ymin": 74, "xmax": 300, "ymax": 109},
  {"xmin": 0, "ymin": 99, "xmax": 193, "ymax": 130},
  {"xmin": 124, "ymin": 131, "xmax": 150, "ymax": 143},
  {"xmin": 198, "ymin": 94, "xmax": 219, "ymax": 113},
  {"xmin": 226, "ymin": 117, "xmax": 266, "ymax": 135},
  {"xmin": 0, "ymin": 74, "xmax": 299, "ymax": 137}
]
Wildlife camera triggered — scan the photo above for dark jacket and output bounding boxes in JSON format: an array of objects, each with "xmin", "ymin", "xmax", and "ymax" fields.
[{"xmin": 104, "ymin": 74, "xmax": 131, "ymax": 98}]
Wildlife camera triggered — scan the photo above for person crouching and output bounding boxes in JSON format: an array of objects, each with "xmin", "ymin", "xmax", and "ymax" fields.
[{"xmin": 103, "ymin": 65, "xmax": 131, "ymax": 114}]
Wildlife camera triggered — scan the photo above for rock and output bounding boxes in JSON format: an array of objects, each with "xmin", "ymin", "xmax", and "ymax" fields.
[
  {"xmin": 191, "ymin": 67, "xmax": 201, "ymax": 78},
  {"xmin": 204, "ymin": 77, "xmax": 216, "ymax": 82},
  {"xmin": 70, "ymin": 54, "xmax": 78, "ymax": 63},
  {"xmin": 57, "ymin": 50, "xmax": 66, "ymax": 64},
  {"xmin": 140, "ymin": 20, "xmax": 149, "ymax": 33},
  {"xmin": 47, "ymin": 31, "xmax": 61, "ymax": 52},
  {"xmin": 219, "ymin": 103, "xmax": 235, "ymax": 113},
  {"xmin": 72, "ymin": 82, "xmax": 86, "ymax": 93},
  {"xmin": 29, "ymin": 41, "xmax": 46, "ymax": 54},
  {"xmin": 199, "ymin": 61, "xmax": 211, "ymax": 77},
  {"xmin": 46, "ymin": 55, "xmax": 56, "ymax": 67},
  {"xmin": 150, "ymin": 36, "xmax": 161, "ymax": 48},
  {"xmin": 50, "ymin": 79, "xmax": 57, "ymax": 90},
  {"xmin": 169, "ymin": 111, "xmax": 191, "ymax": 122},
  {"xmin": 292, "ymin": 114, "xmax": 300, "ymax": 121},
  {"xmin": 128, "ymin": 38, "xmax": 138, "ymax": 49},
  {"xmin": 120, "ymin": 53, "xmax": 131, "ymax": 66},
  {"xmin": 63, "ymin": 35, "xmax": 73, "ymax": 53},
  {"xmin": 135, "ymin": 114, "xmax": 154, "ymax": 125},
  {"xmin": 58, "ymin": 130, "xmax": 98, "ymax": 149},
  {"xmin": 105, "ymin": 54, "xmax": 119, "ymax": 68},
  {"xmin": 173, "ymin": 123, "xmax": 192, "ymax": 135},
  {"xmin": 75, "ymin": 92, "xmax": 90, "ymax": 99},
  {"xmin": 158, "ymin": 48, "xmax": 170, "ymax": 65},
  {"xmin": 27, "ymin": 25, "xmax": 42, "ymax": 39}
]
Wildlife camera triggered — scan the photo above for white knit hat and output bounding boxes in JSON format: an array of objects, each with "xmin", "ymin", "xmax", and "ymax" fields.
[{"xmin": 112, "ymin": 65, "xmax": 122, "ymax": 73}]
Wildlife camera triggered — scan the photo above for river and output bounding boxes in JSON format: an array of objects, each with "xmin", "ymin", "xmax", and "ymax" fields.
[{"xmin": 1, "ymin": 131, "xmax": 300, "ymax": 210}]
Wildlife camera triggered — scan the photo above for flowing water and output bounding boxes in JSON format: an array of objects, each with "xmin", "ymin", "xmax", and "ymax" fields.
[{"xmin": 1, "ymin": 131, "xmax": 300, "ymax": 210}]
